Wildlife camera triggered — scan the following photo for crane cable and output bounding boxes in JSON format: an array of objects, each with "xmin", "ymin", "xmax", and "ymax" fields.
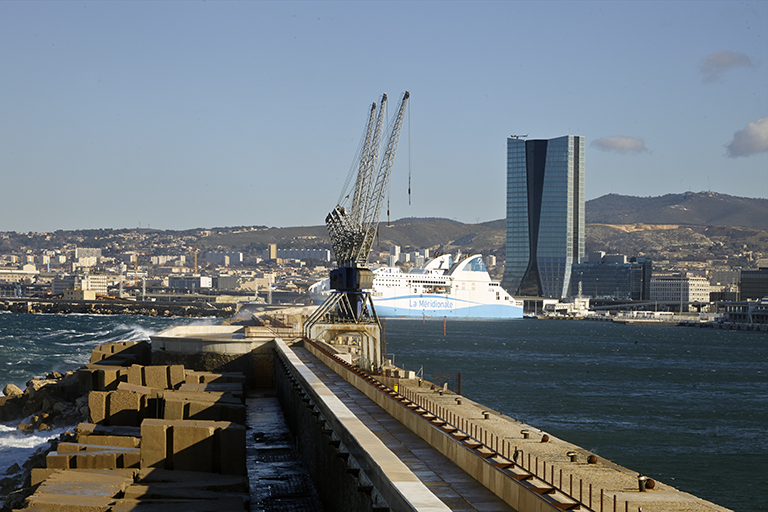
[{"xmin": 408, "ymin": 99, "xmax": 412, "ymax": 206}]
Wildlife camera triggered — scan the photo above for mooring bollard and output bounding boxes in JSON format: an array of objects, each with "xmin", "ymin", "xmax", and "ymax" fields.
[
  {"xmin": 455, "ymin": 397, "xmax": 462, "ymax": 405},
  {"xmin": 638, "ymin": 475, "xmax": 648, "ymax": 492},
  {"xmin": 521, "ymin": 429, "xmax": 530, "ymax": 439},
  {"xmin": 567, "ymin": 451, "xmax": 577, "ymax": 462},
  {"xmin": 482, "ymin": 411, "xmax": 490, "ymax": 419}
]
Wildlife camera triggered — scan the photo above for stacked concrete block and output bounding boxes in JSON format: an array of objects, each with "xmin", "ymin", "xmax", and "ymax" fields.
[
  {"xmin": 177, "ymin": 382, "xmax": 244, "ymax": 401},
  {"xmin": 140, "ymin": 419, "xmax": 246, "ymax": 476},
  {"xmin": 159, "ymin": 388, "xmax": 245, "ymax": 424},
  {"xmin": 89, "ymin": 340, "xmax": 151, "ymax": 366},
  {"xmin": 46, "ymin": 442, "xmax": 141, "ymax": 470},
  {"xmin": 80, "ymin": 364, "xmax": 185, "ymax": 398},
  {"xmin": 25, "ymin": 468, "xmax": 137, "ymax": 511},
  {"xmin": 78, "ymin": 366, "xmax": 122, "ymax": 394},
  {"xmin": 88, "ymin": 388, "xmax": 149, "ymax": 427},
  {"xmin": 184, "ymin": 370, "xmax": 246, "ymax": 385},
  {"xmin": 80, "ymin": 359, "xmax": 186, "ymax": 395},
  {"xmin": 21, "ymin": 340, "xmax": 251, "ymax": 511}
]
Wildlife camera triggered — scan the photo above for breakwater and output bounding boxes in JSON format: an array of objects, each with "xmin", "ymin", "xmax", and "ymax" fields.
[
  {"xmin": 384, "ymin": 318, "xmax": 766, "ymax": 512},
  {"xmin": 1, "ymin": 313, "xmax": 756, "ymax": 511},
  {"xmin": 0, "ymin": 299, "xmax": 234, "ymax": 318}
]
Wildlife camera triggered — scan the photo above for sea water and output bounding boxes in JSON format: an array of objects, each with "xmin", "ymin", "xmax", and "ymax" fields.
[
  {"xmin": 384, "ymin": 318, "xmax": 767, "ymax": 512},
  {"xmin": 1, "ymin": 312, "xmax": 765, "ymax": 510},
  {"xmin": 0, "ymin": 312, "xmax": 217, "ymax": 476}
]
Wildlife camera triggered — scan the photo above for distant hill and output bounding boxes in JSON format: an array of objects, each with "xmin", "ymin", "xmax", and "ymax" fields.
[
  {"xmin": 2, "ymin": 192, "xmax": 765, "ymax": 267},
  {"xmin": 586, "ymin": 192, "xmax": 768, "ymax": 231}
]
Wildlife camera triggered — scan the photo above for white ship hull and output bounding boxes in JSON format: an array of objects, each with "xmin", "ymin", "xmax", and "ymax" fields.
[{"xmin": 309, "ymin": 254, "xmax": 523, "ymax": 320}]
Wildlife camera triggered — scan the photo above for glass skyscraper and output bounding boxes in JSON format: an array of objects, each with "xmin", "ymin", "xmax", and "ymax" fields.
[{"xmin": 501, "ymin": 135, "xmax": 585, "ymax": 298}]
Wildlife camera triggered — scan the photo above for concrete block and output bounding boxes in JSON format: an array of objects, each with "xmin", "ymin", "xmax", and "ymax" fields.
[
  {"xmin": 103, "ymin": 390, "xmax": 141, "ymax": 426},
  {"xmin": 45, "ymin": 452, "xmax": 72, "ymax": 469},
  {"xmin": 215, "ymin": 422, "xmax": 246, "ymax": 475},
  {"xmin": 76, "ymin": 422, "xmax": 141, "ymax": 439},
  {"xmin": 126, "ymin": 365, "xmax": 144, "ymax": 386},
  {"xmin": 162, "ymin": 399, "xmax": 188, "ymax": 421},
  {"xmin": 74, "ymin": 434, "xmax": 140, "ymax": 448},
  {"xmin": 77, "ymin": 369, "xmax": 97, "ymax": 395},
  {"xmin": 27, "ymin": 493, "xmax": 115, "ymax": 511},
  {"xmin": 172, "ymin": 421, "xmax": 216, "ymax": 473},
  {"xmin": 109, "ymin": 498, "xmax": 247, "ymax": 511},
  {"xmin": 160, "ymin": 390, "xmax": 239, "ymax": 404},
  {"xmin": 96, "ymin": 368, "xmax": 120, "ymax": 391},
  {"xmin": 88, "ymin": 392, "xmax": 109, "ymax": 425},
  {"xmin": 28, "ymin": 468, "xmax": 136, "ymax": 511},
  {"xmin": 168, "ymin": 365, "xmax": 185, "ymax": 389},
  {"xmin": 140, "ymin": 419, "xmax": 170, "ymax": 469},
  {"xmin": 122, "ymin": 483, "xmax": 247, "ymax": 502},
  {"xmin": 30, "ymin": 468, "xmax": 57, "ymax": 487},
  {"xmin": 117, "ymin": 382, "xmax": 154, "ymax": 395},
  {"xmin": 74, "ymin": 450, "xmax": 118, "ymax": 469},
  {"xmin": 186, "ymin": 401, "xmax": 221, "ymax": 421},
  {"xmin": 137, "ymin": 468, "xmax": 247, "ymax": 491},
  {"xmin": 143, "ymin": 365, "xmax": 169, "ymax": 390},
  {"xmin": 119, "ymin": 449, "xmax": 141, "ymax": 468},
  {"xmin": 223, "ymin": 404, "xmax": 247, "ymax": 425}
]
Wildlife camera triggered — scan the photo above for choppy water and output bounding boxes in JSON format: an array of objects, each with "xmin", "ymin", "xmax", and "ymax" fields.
[
  {"xmin": 0, "ymin": 312, "xmax": 217, "ymax": 477},
  {"xmin": 1, "ymin": 312, "xmax": 764, "ymax": 510},
  {"xmin": 384, "ymin": 318, "xmax": 767, "ymax": 512}
]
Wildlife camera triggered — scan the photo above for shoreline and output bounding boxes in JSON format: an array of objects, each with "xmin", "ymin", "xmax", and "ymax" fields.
[{"xmin": 0, "ymin": 298, "xmax": 234, "ymax": 318}]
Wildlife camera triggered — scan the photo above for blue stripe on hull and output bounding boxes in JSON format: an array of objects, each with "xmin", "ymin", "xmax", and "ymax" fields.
[{"xmin": 372, "ymin": 296, "xmax": 523, "ymax": 320}]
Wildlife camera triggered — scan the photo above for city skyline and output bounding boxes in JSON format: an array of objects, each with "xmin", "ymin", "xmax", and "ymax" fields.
[{"xmin": 1, "ymin": 1, "xmax": 766, "ymax": 233}]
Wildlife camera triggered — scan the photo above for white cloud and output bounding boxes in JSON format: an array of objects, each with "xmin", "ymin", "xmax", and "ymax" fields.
[
  {"xmin": 700, "ymin": 51, "xmax": 753, "ymax": 83},
  {"xmin": 726, "ymin": 117, "xmax": 768, "ymax": 158},
  {"xmin": 591, "ymin": 136, "xmax": 648, "ymax": 154}
]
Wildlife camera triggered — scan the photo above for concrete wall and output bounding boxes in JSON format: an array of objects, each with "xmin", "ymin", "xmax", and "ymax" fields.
[
  {"xmin": 274, "ymin": 338, "xmax": 450, "ymax": 512},
  {"xmin": 275, "ymin": 355, "xmax": 387, "ymax": 512},
  {"xmin": 303, "ymin": 340, "xmax": 579, "ymax": 512}
]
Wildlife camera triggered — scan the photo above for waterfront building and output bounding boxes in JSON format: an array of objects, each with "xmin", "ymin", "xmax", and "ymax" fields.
[
  {"xmin": 0, "ymin": 265, "xmax": 39, "ymax": 284},
  {"xmin": 739, "ymin": 267, "xmax": 768, "ymax": 300},
  {"xmin": 570, "ymin": 253, "xmax": 652, "ymax": 300},
  {"xmin": 52, "ymin": 273, "xmax": 109, "ymax": 295},
  {"xmin": 168, "ymin": 275, "xmax": 212, "ymax": 290},
  {"xmin": 501, "ymin": 135, "xmax": 585, "ymax": 298},
  {"xmin": 722, "ymin": 297, "xmax": 768, "ymax": 324},
  {"xmin": 650, "ymin": 274, "xmax": 710, "ymax": 311},
  {"xmin": 262, "ymin": 248, "xmax": 331, "ymax": 262}
]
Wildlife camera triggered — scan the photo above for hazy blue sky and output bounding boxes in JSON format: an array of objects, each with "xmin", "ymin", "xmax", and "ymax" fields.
[{"xmin": 1, "ymin": 1, "xmax": 766, "ymax": 232}]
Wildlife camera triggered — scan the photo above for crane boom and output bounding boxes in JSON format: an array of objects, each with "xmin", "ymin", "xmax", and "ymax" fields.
[
  {"xmin": 305, "ymin": 90, "xmax": 409, "ymax": 368},
  {"xmin": 326, "ymin": 91, "xmax": 409, "ymax": 271},
  {"xmin": 323, "ymin": 90, "xmax": 409, "ymax": 323}
]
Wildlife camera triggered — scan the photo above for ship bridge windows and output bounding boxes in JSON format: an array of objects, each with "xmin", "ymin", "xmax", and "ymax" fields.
[{"xmin": 463, "ymin": 256, "xmax": 487, "ymax": 272}]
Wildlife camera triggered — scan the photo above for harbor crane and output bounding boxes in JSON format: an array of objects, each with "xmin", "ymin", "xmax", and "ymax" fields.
[{"xmin": 305, "ymin": 91, "xmax": 410, "ymax": 369}]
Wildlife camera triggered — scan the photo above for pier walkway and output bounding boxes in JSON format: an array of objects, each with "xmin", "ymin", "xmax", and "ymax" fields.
[
  {"xmin": 292, "ymin": 344, "xmax": 513, "ymax": 511},
  {"xmin": 295, "ymin": 337, "xmax": 733, "ymax": 512}
]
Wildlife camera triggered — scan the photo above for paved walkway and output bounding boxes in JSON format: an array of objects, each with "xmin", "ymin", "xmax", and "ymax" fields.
[{"xmin": 293, "ymin": 346, "xmax": 514, "ymax": 512}]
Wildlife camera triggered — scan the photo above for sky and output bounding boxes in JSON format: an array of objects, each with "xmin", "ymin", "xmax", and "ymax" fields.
[{"xmin": 1, "ymin": 1, "xmax": 766, "ymax": 232}]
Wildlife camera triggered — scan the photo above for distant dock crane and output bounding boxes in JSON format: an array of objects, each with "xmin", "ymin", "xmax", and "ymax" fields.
[{"xmin": 305, "ymin": 91, "xmax": 410, "ymax": 370}]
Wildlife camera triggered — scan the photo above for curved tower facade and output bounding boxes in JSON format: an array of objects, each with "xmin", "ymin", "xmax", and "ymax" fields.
[{"xmin": 501, "ymin": 135, "xmax": 585, "ymax": 298}]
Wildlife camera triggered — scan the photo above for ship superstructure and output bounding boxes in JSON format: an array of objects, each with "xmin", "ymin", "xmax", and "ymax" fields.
[{"xmin": 310, "ymin": 254, "xmax": 524, "ymax": 319}]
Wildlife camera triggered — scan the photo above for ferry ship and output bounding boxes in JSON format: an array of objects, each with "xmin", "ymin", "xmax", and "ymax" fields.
[{"xmin": 308, "ymin": 254, "xmax": 524, "ymax": 320}]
